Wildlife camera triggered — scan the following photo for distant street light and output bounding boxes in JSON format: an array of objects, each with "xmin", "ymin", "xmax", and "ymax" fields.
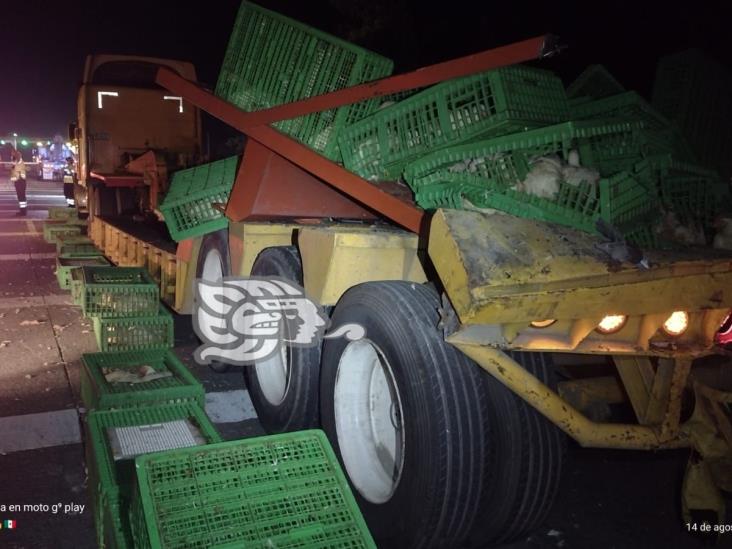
[{"xmin": 12, "ymin": 133, "xmax": 17, "ymax": 148}]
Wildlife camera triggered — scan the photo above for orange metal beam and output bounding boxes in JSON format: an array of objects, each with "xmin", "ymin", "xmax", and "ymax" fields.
[
  {"xmin": 180, "ymin": 35, "xmax": 555, "ymax": 128},
  {"xmin": 156, "ymin": 71, "xmax": 425, "ymax": 232}
]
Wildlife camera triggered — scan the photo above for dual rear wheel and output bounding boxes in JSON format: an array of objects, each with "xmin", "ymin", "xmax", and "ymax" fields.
[{"xmin": 201, "ymin": 244, "xmax": 565, "ymax": 548}]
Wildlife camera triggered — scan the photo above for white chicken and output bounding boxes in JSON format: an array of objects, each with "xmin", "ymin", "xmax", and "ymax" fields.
[
  {"xmin": 515, "ymin": 156, "xmax": 563, "ymax": 200},
  {"xmin": 713, "ymin": 217, "xmax": 732, "ymax": 250}
]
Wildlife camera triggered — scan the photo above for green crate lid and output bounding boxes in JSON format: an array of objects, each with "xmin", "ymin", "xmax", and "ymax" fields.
[{"xmin": 131, "ymin": 430, "xmax": 376, "ymax": 549}]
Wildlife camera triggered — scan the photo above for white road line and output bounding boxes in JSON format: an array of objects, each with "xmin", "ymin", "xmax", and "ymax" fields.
[
  {"xmin": 0, "ymin": 253, "xmax": 56, "ymax": 261},
  {"xmin": 26, "ymin": 220, "xmax": 38, "ymax": 235},
  {"xmin": 0, "ymin": 218, "xmax": 43, "ymax": 223},
  {"xmin": 0, "ymin": 232, "xmax": 38, "ymax": 237},
  {"xmin": 0, "ymin": 409, "xmax": 81, "ymax": 453},
  {"xmin": 0, "ymin": 295, "xmax": 74, "ymax": 309},
  {"xmin": 205, "ymin": 390, "xmax": 258, "ymax": 423}
]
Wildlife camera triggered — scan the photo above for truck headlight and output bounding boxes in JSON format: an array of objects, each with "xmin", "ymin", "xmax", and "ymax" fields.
[
  {"xmin": 596, "ymin": 315, "xmax": 627, "ymax": 334},
  {"xmin": 663, "ymin": 311, "xmax": 689, "ymax": 336},
  {"xmin": 530, "ymin": 319, "xmax": 556, "ymax": 328}
]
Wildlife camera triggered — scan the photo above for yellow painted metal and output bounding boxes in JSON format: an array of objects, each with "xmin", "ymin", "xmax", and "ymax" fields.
[
  {"xmin": 557, "ymin": 376, "xmax": 625, "ymax": 412},
  {"xmin": 228, "ymin": 222, "xmax": 299, "ymax": 278},
  {"xmin": 175, "ymin": 238, "xmax": 201, "ymax": 314},
  {"xmin": 299, "ymin": 226, "xmax": 426, "ymax": 306},
  {"xmin": 430, "ymin": 209, "xmax": 732, "ymax": 326},
  {"xmin": 450, "ymin": 341, "xmax": 691, "ymax": 450},
  {"xmin": 91, "ymin": 217, "xmax": 185, "ymax": 311},
  {"xmin": 613, "ymin": 356, "xmax": 657, "ymax": 424}
]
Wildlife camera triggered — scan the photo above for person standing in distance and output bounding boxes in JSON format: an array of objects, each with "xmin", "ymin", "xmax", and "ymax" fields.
[
  {"xmin": 9, "ymin": 149, "xmax": 28, "ymax": 215},
  {"xmin": 62, "ymin": 156, "xmax": 76, "ymax": 208}
]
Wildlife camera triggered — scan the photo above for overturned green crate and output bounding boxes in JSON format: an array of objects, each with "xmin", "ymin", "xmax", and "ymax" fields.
[
  {"xmin": 80, "ymin": 348, "xmax": 203, "ymax": 410},
  {"xmin": 160, "ymin": 156, "xmax": 238, "ymax": 242},
  {"xmin": 92, "ymin": 306, "xmax": 174, "ymax": 353},
  {"xmin": 216, "ymin": 1, "xmax": 393, "ymax": 159},
  {"xmin": 78, "ymin": 267, "xmax": 159, "ymax": 318},
  {"xmin": 130, "ymin": 430, "xmax": 376, "ymax": 549},
  {"xmin": 56, "ymin": 254, "xmax": 110, "ymax": 290},
  {"xmin": 339, "ymin": 65, "xmax": 570, "ymax": 181},
  {"xmin": 86, "ymin": 403, "xmax": 221, "ymax": 549},
  {"xmin": 43, "ymin": 222, "xmax": 82, "ymax": 244}
]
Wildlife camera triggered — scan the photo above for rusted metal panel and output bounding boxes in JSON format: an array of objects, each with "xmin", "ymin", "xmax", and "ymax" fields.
[
  {"xmin": 89, "ymin": 171, "xmax": 144, "ymax": 188},
  {"xmin": 225, "ymin": 140, "xmax": 377, "ymax": 222}
]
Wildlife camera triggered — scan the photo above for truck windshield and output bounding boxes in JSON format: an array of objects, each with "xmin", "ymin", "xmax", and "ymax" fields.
[{"xmin": 90, "ymin": 61, "xmax": 163, "ymax": 88}]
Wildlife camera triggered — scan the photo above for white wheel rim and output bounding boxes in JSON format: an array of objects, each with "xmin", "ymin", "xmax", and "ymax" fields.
[
  {"xmin": 254, "ymin": 330, "xmax": 291, "ymax": 405},
  {"xmin": 201, "ymin": 248, "xmax": 226, "ymax": 336},
  {"xmin": 334, "ymin": 339, "xmax": 405, "ymax": 504}
]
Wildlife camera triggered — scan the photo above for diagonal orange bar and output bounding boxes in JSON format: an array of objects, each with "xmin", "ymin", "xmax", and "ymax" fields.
[
  {"xmin": 185, "ymin": 35, "xmax": 554, "ymax": 128},
  {"xmin": 157, "ymin": 70, "xmax": 425, "ymax": 232}
]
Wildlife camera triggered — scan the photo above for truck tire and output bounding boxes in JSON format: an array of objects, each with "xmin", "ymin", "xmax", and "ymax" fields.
[
  {"xmin": 244, "ymin": 246, "xmax": 321, "ymax": 433},
  {"xmin": 196, "ymin": 229, "xmax": 232, "ymax": 373},
  {"xmin": 467, "ymin": 351, "xmax": 566, "ymax": 547},
  {"xmin": 320, "ymin": 281, "xmax": 489, "ymax": 549}
]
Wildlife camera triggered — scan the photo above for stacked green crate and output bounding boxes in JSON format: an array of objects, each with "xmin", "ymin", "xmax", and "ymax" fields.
[
  {"xmin": 86, "ymin": 403, "xmax": 221, "ymax": 549},
  {"xmin": 48, "ymin": 206, "xmax": 81, "ymax": 221},
  {"xmin": 55, "ymin": 234, "xmax": 94, "ymax": 253},
  {"xmin": 159, "ymin": 156, "xmax": 238, "ymax": 242},
  {"xmin": 80, "ymin": 349, "xmax": 203, "ymax": 411},
  {"xmin": 92, "ymin": 306, "xmax": 174, "ymax": 353},
  {"xmin": 216, "ymin": 1, "xmax": 393, "ymax": 160},
  {"xmin": 570, "ymin": 91, "xmax": 696, "ymax": 162},
  {"xmin": 339, "ymin": 65, "xmax": 570, "ymax": 181},
  {"xmin": 129, "ymin": 430, "xmax": 375, "ymax": 549},
  {"xmin": 403, "ymin": 121, "xmax": 659, "ymax": 245},
  {"xmin": 43, "ymin": 221, "xmax": 83, "ymax": 244},
  {"xmin": 77, "ymin": 267, "xmax": 159, "ymax": 318},
  {"xmin": 56, "ymin": 254, "xmax": 110, "ymax": 290},
  {"xmin": 567, "ymin": 64, "xmax": 625, "ymax": 100}
]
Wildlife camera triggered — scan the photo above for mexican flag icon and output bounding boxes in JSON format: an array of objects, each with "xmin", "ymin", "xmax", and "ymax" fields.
[{"xmin": 4, "ymin": 520, "xmax": 16, "ymax": 529}]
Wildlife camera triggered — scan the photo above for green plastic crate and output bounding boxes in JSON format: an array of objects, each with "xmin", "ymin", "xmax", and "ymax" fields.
[
  {"xmin": 58, "ymin": 242, "xmax": 101, "ymax": 256},
  {"xmin": 48, "ymin": 206, "xmax": 80, "ymax": 221},
  {"xmin": 79, "ymin": 267, "xmax": 159, "ymax": 318},
  {"xmin": 566, "ymin": 64, "xmax": 625, "ymax": 100},
  {"xmin": 86, "ymin": 404, "xmax": 221, "ymax": 549},
  {"xmin": 159, "ymin": 156, "xmax": 238, "ymax": 242},
  {"xmin": 80, "ymin": 348, "xmax": 203, "ymax": 410},
  {"xmin": 55, "ymin": 234, "xmax": 94, "ymax": 253},
  {"xmin": 638, "ymin": 155, "xmax": 729, "ymax": 224},
  {"xmin": 92, "ymin": 306, "xmax": 174, "ymax": 353},
  {"xmin": 216, "ymin": 1, "xmax": 393, "ymax": 160},
  {"xmin": 43, "ymin": 222, "xmax": 82, "ymax": 243},
  {"xmin": 404, "ymin": 119, "xmax": 646, "ymax": 189},
  {"xmin": 129, "ymin": 430, "xmax": 376, "ymax": 549},
  {"xmin": 56, "ymin": 254, "xmax": 110, "ymax": 290},
  {"xmin": 339, "ymin": 65, "xmax": 570, "ymax": 181},
  {"xmin": 415, "ymin": 169, "xmax": 659, "ymax": 247}
]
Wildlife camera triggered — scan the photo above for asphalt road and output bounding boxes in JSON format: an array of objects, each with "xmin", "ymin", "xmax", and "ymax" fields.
[{"xmin": 0, "ymin": 178, "xmax": 724, "ymax": 549}]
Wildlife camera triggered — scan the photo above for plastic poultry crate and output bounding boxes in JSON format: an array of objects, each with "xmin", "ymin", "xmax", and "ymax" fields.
[
  {"xmin": 160, "ymin": 156, "xmax": 238, "ymax": 242},
  {"xmin": 80, "ymin": 348, "xmax": 204, "ymax": 411},
  {"xmin": 129, "ymin": 430, "xmax": 376, "ymax": 549},
  {"xmin": 43, "ymin": 222, "xmax": 83, "ymax": 244},
  {"xmin": 56, "ymin": 254, "xmax": 110, "ymax": 290},
  {"xmin": 55, "ymin": 234, "xmax": 94, "ymax": 253},
  {"xmin": 339, "ymin": 65, "xmax": 570, "ymax": 181},
  {"xmin": 639, "ymin": 155, "xmax": 729, "ymax": 223},
  {"xmin": 404, "ymin": 119, "xmax": 646, "ymax": 189},
  {"xmin": 566, "ymin": 64, "xmax": 625, "ymax": 100},
  {"xmin": 78, "ymin": 267, "xmax": 159, "ymax": 318},
  {"xmin": 86, "ymin": 404, "xmax": 221, "ymax": 549},
  {"xmin": 415, "ymin": 168, "xmax": 659, "ymax": 248},
  {"xmin": 92, "ymin": 306, "xmax": 174, "ymax": 353},
  {"xmin": 216, "ymin": 1, "xmax": 393, "ymax": 160},
  {"xmin": 48, "ymin": 206, "xmax": 81, "ymax": 221}
]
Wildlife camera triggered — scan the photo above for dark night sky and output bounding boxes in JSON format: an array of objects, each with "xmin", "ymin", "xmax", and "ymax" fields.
[{"xmin": 2, "ymin": 0, "xmax": 731, "ymax": 138}]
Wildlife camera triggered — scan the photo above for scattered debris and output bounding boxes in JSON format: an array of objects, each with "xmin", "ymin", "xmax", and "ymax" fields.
[
  {"xmin": 103, "ymin": 365, "xmax": 172, "ymax": 384},
  {"xmin": 20, "ymin": 319, "xmax": 46, "ymax": 326},
  {"xmin": 547, "ymin": 530, "xmax": 562, "ymax": 537},
  {"xmin": 0, "ymin": 341, "xmax": 9, "ymax": 349},
  {"xmin": 24, "ymin": 374, "xmax": 32, "ymax": 379}
]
